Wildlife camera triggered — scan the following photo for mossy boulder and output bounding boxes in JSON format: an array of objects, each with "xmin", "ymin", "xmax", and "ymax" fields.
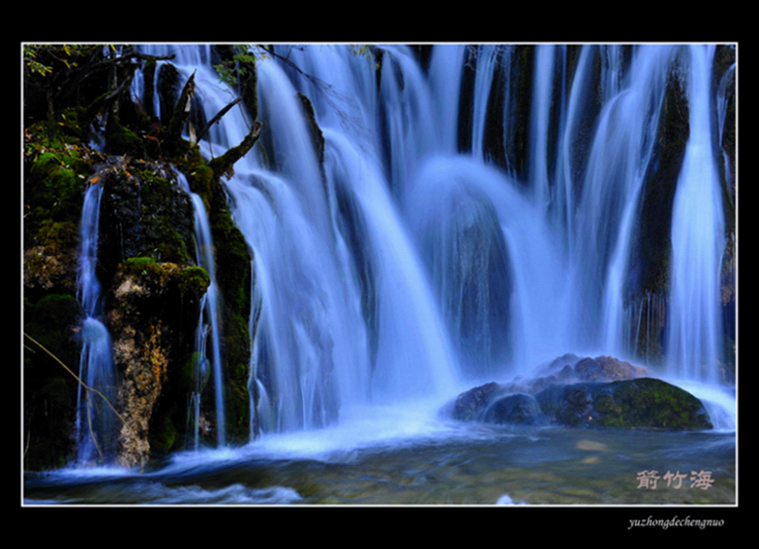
[
  {"xmin": 448, "ymin": 354, "xmax": 711, "ymax": 431},
  {"xmin": 107, "ymin": 258, "xmax": 211, "ymax": 467},
  {"xmin": 97, "ymin": 160, "xmax": 195, "ymax": 284},
  {"xmin": 535, "ymin": 377, "xmax": 713, "ymax": 430},
  {"xmin": 178, "ymin": 266, "xmax": 211, "ymax": 296},
  {"xmin": 105, "ymin": 121, "xmax": 145, "ymax": 156}
]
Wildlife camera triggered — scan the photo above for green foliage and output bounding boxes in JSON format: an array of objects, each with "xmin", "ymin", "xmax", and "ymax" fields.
[
  {"xmin": 214, "ymin": 45, "xmax": 262, "ymax": 86},
  {"xmin": 24, "ymin": 45, "xmax": 54, "ymax": 77},
  {"xmin": 24, "ymin": 44, "xmax": 111, "ymax": 83}
]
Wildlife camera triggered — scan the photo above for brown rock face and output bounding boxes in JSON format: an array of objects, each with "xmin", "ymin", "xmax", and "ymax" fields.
[{"xmin": 108, "ymin": 268, "xmax": 173, "ymax": 468}]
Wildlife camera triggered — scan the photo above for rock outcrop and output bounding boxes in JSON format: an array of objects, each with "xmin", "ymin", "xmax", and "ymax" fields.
[{"xmin": 448, "ymin": 354, "xmax": 712, "ymax": 430}]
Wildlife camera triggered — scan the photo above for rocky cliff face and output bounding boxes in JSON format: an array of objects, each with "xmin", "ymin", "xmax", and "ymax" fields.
[{"xmin": 23, "ymin": 46, "xmax": 254, "ymax": 470}]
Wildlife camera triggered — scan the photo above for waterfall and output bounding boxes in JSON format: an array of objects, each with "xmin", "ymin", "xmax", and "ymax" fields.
[
  {"xmin": 428, "ymin": 45, "xmax": 466, "ymax": 155},
  {"xmin": 666, "ymin": 45, "xmax": 726, "ymax": 384},
  {"xmin": 530, "ymin": 44, "xmax": 555, "ymax": 206},
  {"xmin": 127, "ymin": 43, "xmax": 733, "ymax": 446},
  {"xmin": 470, "ymin": 46, "xmax": 503, "ymax": 162},
  {"xmin": 74, "ymin": 182, "xmax": 117, "ymax": 465},
  {"xmin": 595, "ymin": 46, "xmax": 675, "ymax": 356},
  {"xmin": 223, "ymin": 47, "xmax": 460, "ymax": 434},
  {"xmin": 176, "ymin": 170, "xmax": 226, "ymax": 448}
]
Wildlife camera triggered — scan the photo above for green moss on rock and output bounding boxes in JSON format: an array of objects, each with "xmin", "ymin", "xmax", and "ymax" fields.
[
  {"xmin": 106, "ymin": 122, "xmax": 144, "ymax": 156},
  {"xmin": 535, "ymin": 377, "xmax": 713, "ymax": 430},
  {"xmin": 97, "ymin": 162, "xmax": 195, "ymax": 281},
  {"xmin": 24, "ymin": 121, "xmax": 95, "ymax": 244},
  {"xmin": 177, "ymin": 146, "xmax": 253, "ymax": 444},
  {"xmin": 178, "ymin": 266, "xmax": 211, "ymax": 296}
]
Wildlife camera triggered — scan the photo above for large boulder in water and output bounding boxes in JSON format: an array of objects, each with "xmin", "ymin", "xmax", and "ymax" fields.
[
  {"xmin": 447, "ymin": 354, "xmax": 711, "ymax": 430},
  {"xmin": 534, "ymin": 377, "xmax": 713, "ymax": 430}
]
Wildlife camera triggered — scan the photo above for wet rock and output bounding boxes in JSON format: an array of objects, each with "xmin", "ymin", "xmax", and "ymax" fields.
[
  {"xmin": 534, "ymin": 377, "xmax": 713, "ymax": 430},
  {"xmin": 451, "ymin": 384, "xmax": 546, "ymax": 426},
  {"xmin": 482, "ymin": 393, "xmax": 548, "ymax": 426},
  {"xmin": 503, "ymin": 354, "xmax": 651, "ymax": 394},
  {"xmin": 451, "ymin": 382, "xmax": 499, "ymax": 421},
  {"xmin": 574, "ymin": 356, "xmax": 651, "ymax": 382},
  {"xmin": 448, "ymin": 354, "xmax": 710, "ymax": 431}
]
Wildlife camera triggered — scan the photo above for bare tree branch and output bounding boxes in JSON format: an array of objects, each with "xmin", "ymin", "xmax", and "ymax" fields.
[
  {"xmin": 196, "ymin": 97, "xmax": 243, "ymax": 143},
  {"xmin": 208, "ymin": 120, "xmax": 263, "ymax": 178}
]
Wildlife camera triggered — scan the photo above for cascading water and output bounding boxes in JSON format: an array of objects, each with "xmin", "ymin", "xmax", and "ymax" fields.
[
  {"xmin": 23, "ymin": 43, "xmax": 738, "ymax": 507},
  {"xmin": 74, "ymin": 182, "xmax": 117, "ymax": 465},
  {"xmin": 130, "ymin": 43, "xmax": 734, "ymax": 446},
  {"xmin": 666, "ymin": 45, "xmax": 726, "ymax": 385},
  {"xmin": 222, "ymin": 46, "xmax": 461, "ymax": 436},
  {"xmin": 529, "ymin": 44, "xmax": 555, "ymax": 206},
  {"xmin": 176, "ymin": 170, "xmax": 225, "ymax": 448},
  {"xmin": 592, "ymin": 46, "xmax": 675, "ymax": 356}
]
